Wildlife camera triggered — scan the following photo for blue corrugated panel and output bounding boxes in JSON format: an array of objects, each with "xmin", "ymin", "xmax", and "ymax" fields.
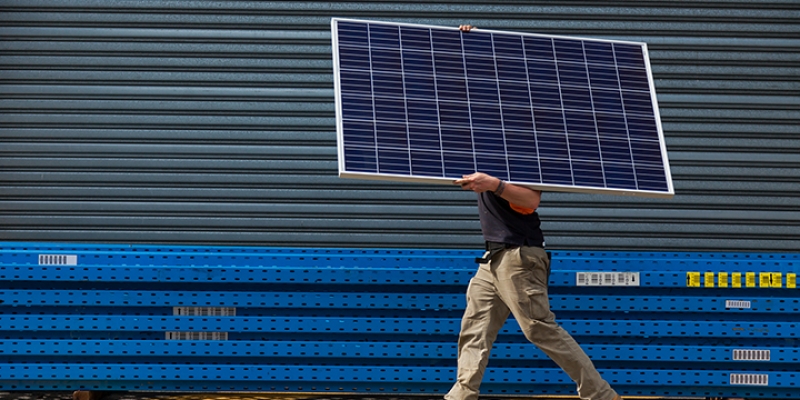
[{"xmin": 1, "ymin": 242, "xmax": 799, "ymax": 398}]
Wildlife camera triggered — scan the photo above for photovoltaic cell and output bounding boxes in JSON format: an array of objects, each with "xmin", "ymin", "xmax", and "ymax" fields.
[{"xmin": 332, "ymin": 18, "xmax": 674, "ymax": 198}]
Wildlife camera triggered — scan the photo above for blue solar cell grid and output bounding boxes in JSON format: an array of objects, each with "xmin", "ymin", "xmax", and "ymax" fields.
[{"xmin": 332, "ymin": 18, "xmax": 673, "ymax": 198}]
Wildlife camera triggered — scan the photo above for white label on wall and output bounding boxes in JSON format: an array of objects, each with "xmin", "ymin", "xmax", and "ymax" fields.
[
  {"xmin": 732, "ymin": 349, "xmax": 770, "ymax": 361},
  {"xmin": 726, "ymin": 300, "xmax": 751, "ymax": 309},
  {"xmin": 729, "ymin": 373, "xmax": 768, "ymax": 386},
  {"xmin": 166, "ymin": 332, "xmax": 229, "ymax": 341},
  {"xmin": 173, "ymin": 307, "xmax": 236, "ymax": 316},
  {"xmin": 38, "ymin": 254, "xmax": 78, "ymax": 266},
  {"xmin": 576, "ymin": 272, "xmax": 640, "ymax": 286}
]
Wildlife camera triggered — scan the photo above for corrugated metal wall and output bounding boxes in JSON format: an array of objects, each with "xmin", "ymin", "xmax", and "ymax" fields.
[{"xmin": 1, "ymin": 1, "xmax": 799, "ymax": 251}]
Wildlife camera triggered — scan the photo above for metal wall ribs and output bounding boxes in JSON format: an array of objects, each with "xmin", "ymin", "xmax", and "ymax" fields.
[{"xmin": 0, "ymin": 242, "xmax": 798, "ymax": 397}]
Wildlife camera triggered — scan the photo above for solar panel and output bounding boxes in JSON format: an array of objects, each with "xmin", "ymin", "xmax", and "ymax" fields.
[{"xmin": 331, "ymin": 18, "xmax": 674, "ymax": 198}]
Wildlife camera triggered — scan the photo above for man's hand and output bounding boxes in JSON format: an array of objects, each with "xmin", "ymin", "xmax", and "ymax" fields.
[
  {"xmin": 455, "ymin": 172, "xmax": 499, "ymax": 193},
  {"xmin": 459, "ymin": 25, "xmax": 476, "ymax": 32},
  {"xmin": 455, "ymin": 172, "xmax": 542, "ymax": 211}
]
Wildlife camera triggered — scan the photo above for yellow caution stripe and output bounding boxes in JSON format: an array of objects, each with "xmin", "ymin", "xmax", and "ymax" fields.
[{"xmin": 687, "ymin": 272, "xmax": 797, "ymax": 288}]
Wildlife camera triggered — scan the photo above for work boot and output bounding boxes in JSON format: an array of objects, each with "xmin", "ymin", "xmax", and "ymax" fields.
[{"xmin": 72, "ymin": 391, "xmax": 111, "ymax": 400}]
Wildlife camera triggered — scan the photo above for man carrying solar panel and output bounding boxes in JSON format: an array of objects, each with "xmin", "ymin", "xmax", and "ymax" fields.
[{"xmin": 447, "ymin": 25, "xmax": 622, "ymax": 400}]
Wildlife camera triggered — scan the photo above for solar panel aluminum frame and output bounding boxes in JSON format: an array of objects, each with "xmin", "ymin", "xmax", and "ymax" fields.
[{"xmin": 332, "ymin": 18, "xmax": 674, "ymax": 199}]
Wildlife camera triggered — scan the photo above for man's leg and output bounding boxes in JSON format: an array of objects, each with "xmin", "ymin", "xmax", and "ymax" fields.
[
  {"xmin": 445, "ymin": 262, "xmax": 510, "ymax": 400},
  {"xmin": 494, "ymin": 246, "xmax": 618, "ymax": 400}
]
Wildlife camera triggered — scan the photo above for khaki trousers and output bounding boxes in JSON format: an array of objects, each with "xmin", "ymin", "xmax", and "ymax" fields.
[{"xmin": 444, "ymin": 246, "xmax": 617, "ymax": 400}]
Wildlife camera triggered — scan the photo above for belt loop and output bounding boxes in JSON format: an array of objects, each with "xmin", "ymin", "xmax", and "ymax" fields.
[
  {"xmin": 474, "ymin": 251, "xmax": 492, "ymax": 264},
  {"xmin": 475, "ymin": 241, "xmax": 506, "ymax": 264}
]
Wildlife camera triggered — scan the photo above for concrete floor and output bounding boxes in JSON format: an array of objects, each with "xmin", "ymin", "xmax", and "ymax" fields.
[
  {"xmin": 1, "ymin": 394, "xmax": 725, "ymax": 400},
  {"xmin": 0, "ymin": 393, "xmax": 640, "ymax": 400},
  {"xmin": 0, "ymin": 393, "xmax": 567, "ymax": 400}
]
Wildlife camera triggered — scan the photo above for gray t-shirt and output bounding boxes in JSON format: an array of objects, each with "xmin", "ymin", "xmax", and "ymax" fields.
[{"xmin": 477, "ymin": 191, "xmax": 545, "ymax": 248}]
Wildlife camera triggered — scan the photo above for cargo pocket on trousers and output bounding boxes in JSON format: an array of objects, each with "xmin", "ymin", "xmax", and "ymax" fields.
[
  {"xmin": 523, "ymin": 286, "xmax": 550, "ymax": 321},
  {"xmin": 523, "ymin": 260, "xmax": 552, "ymax": 321}
]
